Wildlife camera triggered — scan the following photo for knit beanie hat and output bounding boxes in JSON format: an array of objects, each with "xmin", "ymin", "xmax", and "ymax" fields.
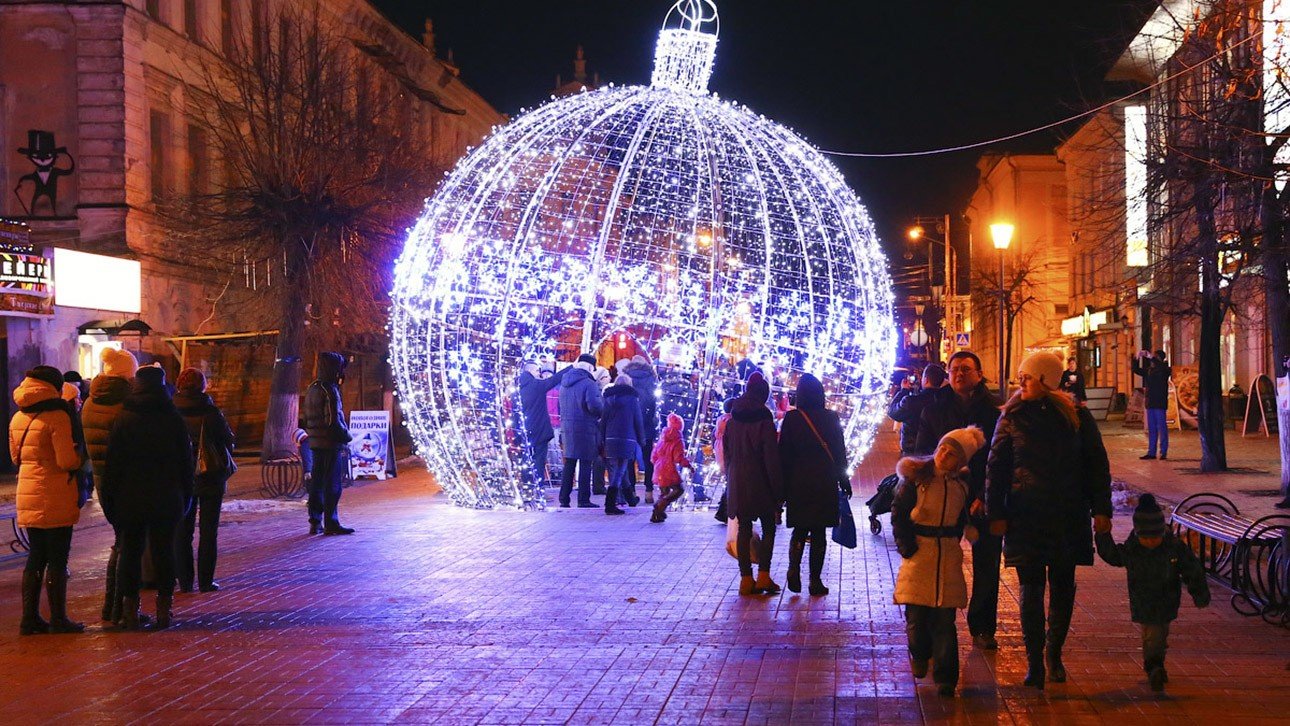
[
  {"xmin": 26, "ymin": 365, "xmax": 65, "ymax": 392},
  {"xmin": 177, "ymin": 367, "xmax": 207, "ymax": 392},
  {"xmin": 937, "ymin": 426, "xmax": 986, "ymax": 464},
  {"xmin": 1018, "ymin": 351, "xmax": 1064, "ymax": 390},
  {"xmin": 631, "ymin": 354, "xmax": 649, "ymax": 366},
  {"xmin": 615, "ymin": 373, "xmax": 633, "ymax": 387},
  {"xmin": 744, "ymin": 371, "xmax": 769, "ymax": 402},
  {"xmin": 62, "ymin": 382, "xmax": 81, "ymax": 403},
  {"xmin": 577, "ymin": 354, "xmax": 597, "ymax": 366},
  {"xmin": 136, "ymin": 365, "xmax": 166, "ymax": 388},
  {"xmin": 1133, "ymin": 493, "xmax": 1167, "ymax": 538},
  {"xmin": 101, "ymin": 347, "xmax": 139, "ymax": 378}
]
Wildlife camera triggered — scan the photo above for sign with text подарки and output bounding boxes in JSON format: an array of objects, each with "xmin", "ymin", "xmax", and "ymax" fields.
[{"xmin": 348, "ymin": 411, "xmax": 395, "ymax": 481}]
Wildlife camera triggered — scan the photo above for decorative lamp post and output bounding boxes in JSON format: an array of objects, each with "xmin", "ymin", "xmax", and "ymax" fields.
[{"xmin": 990, "ymin": 222, "xmax": 1015, "ymax": 390}]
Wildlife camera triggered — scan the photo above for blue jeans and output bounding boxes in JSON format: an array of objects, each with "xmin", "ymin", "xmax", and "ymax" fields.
[{"xmin": 1147, "ymin": 408, "xmax": 1168, "ymax": 457}]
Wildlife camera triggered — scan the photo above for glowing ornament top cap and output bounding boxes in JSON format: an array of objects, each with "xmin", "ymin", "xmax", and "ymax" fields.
[{"xmin": 651, "ymin": 0, "xmax": 720, "ymax": 94}]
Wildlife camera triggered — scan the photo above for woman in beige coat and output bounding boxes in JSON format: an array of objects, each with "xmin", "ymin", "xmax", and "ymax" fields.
[
  {"xmin": 891, "ymin": 426, "xmax": 985, "ymax": 698},
  {"xmin": 12, "ymin": 366, "xmax": 86, "ymax": 635}
]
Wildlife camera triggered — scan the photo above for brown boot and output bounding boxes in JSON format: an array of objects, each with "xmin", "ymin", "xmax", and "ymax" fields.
[
  {"xmin": 738, "ymin": 575, "xmax": 757, "ymax": 596},
  {"xmin": 754, "ymin": 571, "xmax": 781, "ymax": 595},
  {"xmin": 45, "ymin": 569, "xmax": 84, "ymax": 634}
]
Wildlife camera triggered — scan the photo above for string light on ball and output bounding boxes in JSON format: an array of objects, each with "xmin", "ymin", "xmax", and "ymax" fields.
[{"xmin": 391, "ymin": 0, "xmax": 896, "ymax": 509}]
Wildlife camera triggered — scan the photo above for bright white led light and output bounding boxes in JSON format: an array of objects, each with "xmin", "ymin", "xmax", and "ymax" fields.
[{"xmin": 391, "ymin": 0, "xmax": 896, "ymax": 509}]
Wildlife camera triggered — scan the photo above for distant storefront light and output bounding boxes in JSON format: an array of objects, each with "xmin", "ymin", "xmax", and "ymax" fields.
[{"xmin": 53, "ymin": 248, "xmax": 142, "ymax": 313}]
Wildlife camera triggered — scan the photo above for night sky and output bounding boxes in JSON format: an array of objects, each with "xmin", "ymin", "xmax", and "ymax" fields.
[{"xmin": 371, "ymin": 0, "xmax": 1156, "ymax": 258}]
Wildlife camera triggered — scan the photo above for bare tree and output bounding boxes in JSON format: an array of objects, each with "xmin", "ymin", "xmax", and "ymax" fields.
[
  {"xmin": 159, "ymin": 7, "xmax": 445, "ymax": 458},
  {"xmin": 970, "ymin": 248, "xmax": 1046, "ymax": 384}
]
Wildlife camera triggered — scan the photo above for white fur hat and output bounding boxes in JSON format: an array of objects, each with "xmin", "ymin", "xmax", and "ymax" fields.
[
  {"xmin": 100, "ymin": 347, "xmax": 138, "ymax": 378},
  {"xmin": 938, "ymin": 426, "xmax": 986, "ymax": 463},
  {"xmin": 1018, "ymin": 351, "xmax": 1065, "ymax": 390}
]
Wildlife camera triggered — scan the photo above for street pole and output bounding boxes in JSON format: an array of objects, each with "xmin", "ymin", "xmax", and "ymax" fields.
[{"xmin": 998, "ymin": 251, "xmax": 1006, "ymax": 390}]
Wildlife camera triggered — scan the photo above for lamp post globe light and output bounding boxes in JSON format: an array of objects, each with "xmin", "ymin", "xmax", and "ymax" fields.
[
  {"xmin": 989, "ymin": 223, "xmax": 1015, "ymax": 390},
  {"xmin": 390, "ymin": 0, "xmax": 897, "ymax": 509}
]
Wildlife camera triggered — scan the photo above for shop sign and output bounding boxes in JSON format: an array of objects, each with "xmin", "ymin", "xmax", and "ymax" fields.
[
  {"xmin": 0, "ymin": 252, "xmax": 50, "ymax": 295},
  {"xmin": 0, "ymin": 218, "xmax": 32, "ymax": 250},
  {"xmin": 1061, "ymin": 307, "xmax": 1110, "ymax": 337},
  {"xmin": 0, "ymin": 291, "xmax": 54, "ymax": 318},
  {"xmin": 348, "ymin": 410, "xmax": 394, "ymax": 480},
  {"xmin": 52, "ymin": 248, "xmax": 141, "ymax": 313}
]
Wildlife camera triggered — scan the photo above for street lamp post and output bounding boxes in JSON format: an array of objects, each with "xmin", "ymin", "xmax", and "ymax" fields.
[
  {"xmin": 908, "ymin": 214, "xmax": 956, "ymax": 362},
  {"xmin": 990, "ymin": 222, "xmax": 1015, "ymax": 391}
]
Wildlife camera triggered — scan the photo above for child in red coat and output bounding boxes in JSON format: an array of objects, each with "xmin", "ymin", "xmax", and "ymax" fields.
[{"xmin": 650, "ymin": 413, "xmax": 691, "ymax": 523}]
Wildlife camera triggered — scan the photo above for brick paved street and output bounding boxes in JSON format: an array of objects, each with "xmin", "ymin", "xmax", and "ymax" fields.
[{"xmin": 0, "ymin": 428, "xmax": 1287, "ymax": 724}]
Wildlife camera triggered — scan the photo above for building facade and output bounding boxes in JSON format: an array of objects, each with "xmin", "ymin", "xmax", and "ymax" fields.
[
  {"xmin": 1, "ymin": 0, "xmax": 502, "ymax": 448},
  {"xmin": 964, "ymin": 153, "xmax": 1071, "ymax": 389}
]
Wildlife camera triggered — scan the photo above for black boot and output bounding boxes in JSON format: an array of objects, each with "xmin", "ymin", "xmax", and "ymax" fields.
[
  {"xmin": 786, "ymin": 538, "xmax": 804, "ymax": 593},
  {"xmin": 154, "ymin": 590, "xmax": 173, "ymax": 630},
  {"xmin": 46, "ymin": 569, "xmax": 84, "ymax": 634},
  {"xmin": 20, "ymin": 570, "xmax": 49, "ymax": 636},
  {"xmin": 1023, "ymin": 653, "xmax": 1046, "ymax": 689},
  {"xmin": 102, "ymin": 547, "xmax": 118, "ymax": 622},
  {"xmin": 323, "ymin": 521, "xmax": 355, "ymax": 535},
  {"xmin": 604, "ymin": 486, "xmax": 625, "ymax": 515},
  {"xmin": 119, "ymin": 596, "xmax": 142, "ymax": 631},
  {"xmin": 1045, "ymin": 634, "xmax": 1067, "ymax": 683}
]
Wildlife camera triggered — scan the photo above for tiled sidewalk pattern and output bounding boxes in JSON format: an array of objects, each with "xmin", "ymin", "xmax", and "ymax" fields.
[{"xmin": 0, "ymin": 429, "xmax": 1286, "ymax": 724}]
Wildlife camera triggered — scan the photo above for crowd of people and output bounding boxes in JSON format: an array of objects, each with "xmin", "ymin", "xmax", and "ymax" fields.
[{"xmin": 14, "ymin": 348, "xmax": 358, "ymax": 634}]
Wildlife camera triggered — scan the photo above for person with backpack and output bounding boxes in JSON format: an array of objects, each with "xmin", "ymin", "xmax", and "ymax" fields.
[
  {"xmin": 302, "ymin": 352, "xmax": 354, "ymax": 535},
  {"xmin": 173, "ymin": 368, "xmax": 236, "ymax": 593},
  {"xmin": 779, "ymin": 374, "xmax": 849, "ymax": 596}
]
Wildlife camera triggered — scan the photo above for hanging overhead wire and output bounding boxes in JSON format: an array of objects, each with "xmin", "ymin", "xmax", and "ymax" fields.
[{"xmin": 819, "ymin": 30, "xmax": 1260, "ymax": 159}]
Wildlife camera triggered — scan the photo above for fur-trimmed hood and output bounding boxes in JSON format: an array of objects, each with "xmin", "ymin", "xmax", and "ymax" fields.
[{"xmin": 896, "ymin": 455, "xmax": 969, "ymax": 483}]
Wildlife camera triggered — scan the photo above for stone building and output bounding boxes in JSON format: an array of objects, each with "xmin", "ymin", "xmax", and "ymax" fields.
[{"xmin": 0, "ymin": 1, "xmax": 502, "ymax": 449}]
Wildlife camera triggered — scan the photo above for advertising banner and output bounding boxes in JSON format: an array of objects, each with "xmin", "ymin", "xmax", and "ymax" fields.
[{"xmin": 348, "ymin": 410, "xmax": 392, "ymax": 480}]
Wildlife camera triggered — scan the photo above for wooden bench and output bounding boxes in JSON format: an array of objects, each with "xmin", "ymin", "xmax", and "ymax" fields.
[
  {"xmin": 0, "ymin": 501, "xmax": 28, "ymax": 557},
  {"xmin": 1171, "ymin": 493, "xmax": 1289, "ymax": 627}
]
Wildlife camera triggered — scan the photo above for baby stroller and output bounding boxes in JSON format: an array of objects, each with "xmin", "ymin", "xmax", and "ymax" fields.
[{"xmin": 865, "ymin": 473, "xmax": 899, "ymax": 534}]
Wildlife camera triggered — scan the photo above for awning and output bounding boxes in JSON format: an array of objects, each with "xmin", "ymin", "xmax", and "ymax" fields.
[{"xmin": 77, "ymin": 318, "xmax": 153, "ymax": 336}]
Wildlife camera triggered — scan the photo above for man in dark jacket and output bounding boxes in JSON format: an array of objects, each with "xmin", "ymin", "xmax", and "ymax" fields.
[
  {"xmin": 173, "ymin": 368, "xmax": 235, "ymax": 593},
  {"xmin": 600, "ymin": 374, "xmax": 645, "ymax": 514},
  {"xmin": 888, "ymin": 364, "xmax": 946, "ymax": 455},
  {"xmin": 102, "ymin": 366, "xmax": 194, "ymax": 630},
  {"xmin": 1059, "ymin": 357, "xmax": 1087, "ymax": 403},
  {"xmin": 517, "ymin": 360, "xmax": 567, "ymax": 489},
  {"xmin": 915, "ymin": 351, "xmax": 1003, "ymax": 650},
  {"xmin": 621, "ymin": 355, "xmax": 659, "ymax": 494},
  {"xmin": 1132, "ymin": 350, "xmax": 1172, "ymax": 460},
  {"xmin": 558, "ymin": 354, "xmax": 603, "ymax": 508},
  {"xmin": 303, "ymin": 352, "xmax": 353, "ymax": 535}
]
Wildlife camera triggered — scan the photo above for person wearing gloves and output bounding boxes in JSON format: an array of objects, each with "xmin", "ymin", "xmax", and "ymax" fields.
[
  {"xmin": 81, "ymin": 347, "xmax": 139, "ymax": 625},
  {"xmin": 892, "ymin": 426, "xmax": 985, "ymax": 698},
  {"xmin": 778, "ymin": 374, "xmax": 849, "ymax": 596},
  {"xmin": 722, "ymin": 372, "xmax": 784, "ymax": 596},
  {"xmin": 558, "ymin": 354, "xmax": 604, "ymax": 508},
  {"xmin": 985, "ymin": 351, "xmax": 1112, "ymax": 689},
  {"xmin": 12, "ymin": 366, "xmax": 88, "ymax": 635},
  {"xmin": 1095, "ymin": 494, "xmax": 1210, "ymax": 692},
  {"xmin": 102, "ymin": 366, "xmax": 194, "ymax": 630},
  {"xmin": 600, "ymin": 373, "xmax": 646, "ymax": 514},
  {"xmin": 302, "ymin": 352, "xmax": 354, "ymax": 535}
]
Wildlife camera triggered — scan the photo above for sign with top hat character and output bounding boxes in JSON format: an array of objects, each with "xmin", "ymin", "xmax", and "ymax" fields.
[{"xmin": 14, "ymin": 130, "xmax": 75, "ymax": 217}]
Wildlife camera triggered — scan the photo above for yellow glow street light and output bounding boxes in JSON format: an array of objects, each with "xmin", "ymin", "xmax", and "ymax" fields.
[
  {"xmin": 907, "ymin": 225, "xmax": 924, "ymax": 241},
  {"xmin": 990, "ymin": 221, "xmax": 1015, "ymax": 388}
]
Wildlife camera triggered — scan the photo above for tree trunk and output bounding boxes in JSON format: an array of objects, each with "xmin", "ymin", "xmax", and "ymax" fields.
[
  {"xmin": 1262, "ymin": 186, "xmax": 1290, "ymax": 503},
  {"xmin": 260, "ymin": 244, "xmax": 309, "ymax": 461}
]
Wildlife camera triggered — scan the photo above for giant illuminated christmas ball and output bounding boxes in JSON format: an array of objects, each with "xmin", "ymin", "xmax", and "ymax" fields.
[{"xmin": 391, "ymin": 0, "xmax": 896, "ymax": 509}]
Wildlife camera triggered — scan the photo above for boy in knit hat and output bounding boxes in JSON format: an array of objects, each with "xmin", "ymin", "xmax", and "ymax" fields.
[
  {"xmin": 891, "ymin": 425, "xmax": 985, "ymax": 698},
  {"xmin": 1095, "ymin": 494, "xmax": 1210, "ymax": 692}
]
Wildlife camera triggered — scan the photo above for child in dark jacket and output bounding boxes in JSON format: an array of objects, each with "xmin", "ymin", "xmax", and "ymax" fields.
[{"xmin": 1095, "ymin": 494, "xmax": 1210, "ymax": 692}]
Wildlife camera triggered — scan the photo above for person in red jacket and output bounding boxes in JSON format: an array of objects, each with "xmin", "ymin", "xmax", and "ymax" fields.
[{"xmin": 649, "ymin": 413, "xmax": 691, "ymax": 523}]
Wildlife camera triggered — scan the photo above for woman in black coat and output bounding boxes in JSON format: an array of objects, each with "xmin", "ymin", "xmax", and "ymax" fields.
[
  {"xmin": 599, "ymin": 374, "xmax": 645, "ymax": 515},
  {"xmin": 985, "ymin": 352, "xmax": 1111, "ymax": 689},
  {"xmin": 779, "ymin": 374, "xmax": 849, "ymax": 596},
  {"xmin": 722, "ymin": 372, "xmax": 784, "ymax": 596},
  {"xmin": 101, "ymin": 366, "xmax": 194, "ymax": 630},
  {"xmin": 173, "ymin": 368, "xmax": 235, "ymax": 593}
]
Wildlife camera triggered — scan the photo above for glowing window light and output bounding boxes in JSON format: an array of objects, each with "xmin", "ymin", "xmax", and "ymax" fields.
[
  {"xmin": 1266, "ymin": 1, "xmax": 1290, "ymax": 190},
  {"xmin": 390, "ymin": 0, "xmax": 896, "ymax": 509},
  {"xmin": 1125, "ymin": 105, "xmax": 1149, "ymax": 267}
]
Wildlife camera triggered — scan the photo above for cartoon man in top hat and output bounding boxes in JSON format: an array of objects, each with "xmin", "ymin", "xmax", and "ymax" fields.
[{"xmin": 14, "ymin": 130, "xmax": 75, "ymax": 216}]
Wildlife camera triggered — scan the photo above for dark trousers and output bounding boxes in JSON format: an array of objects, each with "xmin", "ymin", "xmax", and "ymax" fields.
[
  {"xmin": 529, "ymin": 439, "xmax": 551, "ymax": 486},
  {"xmin": 592, "ymin": 458, "xmax": 606, "ymax": 493},
  {"xmin": 791, "ymin": 526, "xmax": 827, "ymax": 580},
  {"xmin": 1146, "ymin": 408, "xmax": 1168, "ymax": 456},
  {"xmin": 736, "ymin": 515, "xmax": 776, "ymax": 576},
  {"xmin": 175, "ymin": 491, "xmax": 224, "ymax": 589},
  {"xmin": 1141, "ymin": 622, "xmax": 1170, "ymax": 672},
  {"xmin": 560, "ymin": 457, "xmax": 594, "ymax": 506},
  {"xmin": 607, "ymin": 457, "xmax": 632, "ymax": 495},
  {"xmin": 24, "ymin": 526, "xmax": 73, "ymax": 575},
  {"xmin": 1016, "ymin": 563, "xmax": 1077, "ymax": 662},
  {"xmin": 118, "ymin": 520, "xmax": 177, "ymax": 598},
  {"xmin": 905, "ymin": 605, "xmax": 959, "ymax": 686},
  {"xmin": 967, "ymin": 530, "xmax": 1003, "ymax": 637},
  {"xmin": 308, "ymin": 447, "xmax": 346, "ymax": 525}
]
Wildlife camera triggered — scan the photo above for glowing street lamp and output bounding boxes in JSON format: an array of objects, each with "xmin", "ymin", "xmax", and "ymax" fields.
[{"xmin": 990, "ymin": 222, "xmax": 1015, "ymax": 388}]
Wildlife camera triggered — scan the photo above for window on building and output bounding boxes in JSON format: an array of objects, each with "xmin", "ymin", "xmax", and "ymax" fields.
[
  {"xmin": 220, "ymin": 0, "xmax": 234, "ymax": 57},
  {"xmin": 185, "ymin": 0, "xmax": 199, "ymax": 41},
  {"xmin": 189, "ymin": 124, "xmax": 210, "ymax": 197},
  {"xmin": 150, "ymin": 111, "xmax": 171, "ymax": 201}
]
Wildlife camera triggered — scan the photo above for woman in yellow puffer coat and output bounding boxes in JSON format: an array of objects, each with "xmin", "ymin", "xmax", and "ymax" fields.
[{"xmin": 11, "ymin": 366, "xmax": 85, "ymax": 635}]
